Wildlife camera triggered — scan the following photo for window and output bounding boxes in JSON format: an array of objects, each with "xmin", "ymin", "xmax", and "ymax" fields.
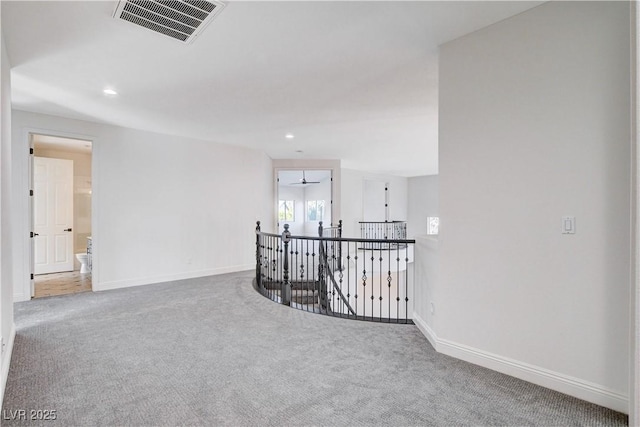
[
  {"xmin": 306, "ymin": 200, "xmax": 325, "ymax": 222},
  {"xmin": 278, "ymin": 200, "xmax": 294, "ymax": 222},
  {"xmin": 427, "ymin": 216, "xmax": 439, "ymax": 235}
]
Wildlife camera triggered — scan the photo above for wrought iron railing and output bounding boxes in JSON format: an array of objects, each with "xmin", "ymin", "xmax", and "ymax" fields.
[
  {"xmin": 359, "ymin": 221, "xmax": 407, "ymax": 240},
  {"xmin": 359, "ymin": 221, "xmax": 407, "ymax": 250},
  {"xmin": 255, "ymin": 220, "xmax": 415, "ymax": 324}
]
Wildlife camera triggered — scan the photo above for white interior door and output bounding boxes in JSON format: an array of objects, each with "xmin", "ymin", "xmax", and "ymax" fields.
[{"xmin": 34, "ymin": 156, "xmax": 74, "ymax": 275}]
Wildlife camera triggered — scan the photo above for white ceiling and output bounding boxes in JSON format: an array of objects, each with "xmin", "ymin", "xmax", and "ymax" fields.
[
  {"xmin": 2, "ymin": 1, "xmax": 543, "ymax": 177},
  {"xmin": 278, "ymin": 169, "xmax": 332, "ymax": 187}
]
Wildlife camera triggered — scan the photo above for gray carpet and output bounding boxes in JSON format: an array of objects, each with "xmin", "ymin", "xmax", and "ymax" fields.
[{"xmin": 2, "ymin": 271, "xmax": 628, "ymax": 426}]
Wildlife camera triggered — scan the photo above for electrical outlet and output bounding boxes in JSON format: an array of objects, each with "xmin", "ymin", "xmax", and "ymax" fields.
[
  {"xmin": 430, "ymin": 302, "xmax": 435, "ymax": 315},
  {"xmin": 0, "ymin": 336, "xmax": 4, "ymax": 353}
]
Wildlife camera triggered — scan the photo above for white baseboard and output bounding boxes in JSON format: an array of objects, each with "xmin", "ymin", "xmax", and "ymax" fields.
[
  {"xmin": 12, "ymin": 292, "xmax": 29, "ymax": 303},
  {"xmin": 412, "ymin": 313, "xmax": 628, "ymax": 414},
  {"xmin": 413, "ymin": 312, "xmax": 437, "ymax": 350},
  {"xmin": 0, "ymin": 323, "xmax": 16, "ymax": 409},
  {"xmin": 94, "ymin": 264, "xmax": 254, "ymax": 292}
]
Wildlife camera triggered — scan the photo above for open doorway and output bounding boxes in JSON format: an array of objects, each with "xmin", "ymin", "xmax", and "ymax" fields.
[
  {"xmin": 277, "ymin": 170, "xmax": 332, "ymax": 236},
  {"xmin": 30, "ymin": 134, "xmax": 93, "ymax": 298}
]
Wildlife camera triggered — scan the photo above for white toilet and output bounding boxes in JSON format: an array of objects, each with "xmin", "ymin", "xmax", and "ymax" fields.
[{"xmin": 76, "ymin": 253, "xmax": 90, "ymax": 274}]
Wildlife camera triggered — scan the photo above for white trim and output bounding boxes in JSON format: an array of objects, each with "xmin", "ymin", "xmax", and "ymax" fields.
[
  {"xmin": 12, "ymin": 291, "xmax": 28, "ymax": 303},
  {"xmin": 272, "ymin": 159, "xmax": 341, "ymax": 233},
  {"xmin": 95, "ymin": 265, "xmax": 254, "ymax": 292},
  {"xmin": 414, "ymin": 316, "xmax": 628, "ymax": 414},
  {"xmin": 15, "ymin": 126, "xmax": 98, "ymax": 302},
  {"xmin": 437, "ymin": 338, "xmax": 628, "ymax": 413},
  {"xmin": 412, "ymin": 312, "xmax": 436, "ymax": 350},
  {"xmin": 632, "ymin": 1, "xmax": 640, "ymax": 423},
  {"xmin": 0, "ymin": 323, "xmax": 16, "ymax": 408}
]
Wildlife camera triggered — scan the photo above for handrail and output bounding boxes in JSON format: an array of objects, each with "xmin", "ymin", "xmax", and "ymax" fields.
[
  {"xmin": 258, "ymin": 231, "xmax": 414, "ymax": 245},
  {"xmin": 358, "ymin": 220, "xmax": 406, "ymax": 223},
  {"xmin": 255, "ymin": 220, "xmax": 415, "ymax": 324}
]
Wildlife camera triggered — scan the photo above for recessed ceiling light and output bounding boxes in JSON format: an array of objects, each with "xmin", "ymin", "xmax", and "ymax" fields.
[
  {"xmin": 285, "ymin": 133, "xmax": 295, "ymax": 139},
  {"xmin": 103, "ymin": 88, "xmax": 118, "ymax": 95}
]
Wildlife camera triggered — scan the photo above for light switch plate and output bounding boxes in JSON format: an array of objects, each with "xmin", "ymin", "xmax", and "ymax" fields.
[{"xmin": 562, "ymin": 216, "xmax": 576, "ymax": 234}]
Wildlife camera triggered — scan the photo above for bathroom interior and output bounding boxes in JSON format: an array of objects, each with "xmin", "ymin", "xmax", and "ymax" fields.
[{"xmin": 32, "ymin": 134, "xmax": 92, "ymax": 298}]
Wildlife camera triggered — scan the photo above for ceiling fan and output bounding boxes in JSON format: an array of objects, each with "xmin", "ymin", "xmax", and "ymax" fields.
[{"xmin": 291, "ymin": 171, "xmax": 320, "ymax": 185}]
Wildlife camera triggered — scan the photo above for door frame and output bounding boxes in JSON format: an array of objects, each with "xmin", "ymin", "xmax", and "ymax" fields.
[
  {"xmin": 23, "ymin": 128, "xmax": 97, "ymax": 300},
  {"xmin": 631, "ymin": 2, "xmax": 639, "ymax": 424},
  {"xmin": 276, "ymin": 169, "xmax": 333, "ymax": 235},
  {"xmin": 272, "ymin": 159, "xmax": 341, "ymax": 234}
]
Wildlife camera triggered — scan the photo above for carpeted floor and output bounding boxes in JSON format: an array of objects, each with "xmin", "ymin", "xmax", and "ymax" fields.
[{"xmin": 2, "ymin": 271, "xmax": 628, "ymax": 426}]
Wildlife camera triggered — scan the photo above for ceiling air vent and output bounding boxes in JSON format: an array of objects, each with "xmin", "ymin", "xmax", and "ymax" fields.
[{"xmin": 113, "ymin": 0, "xmax": 225, "ymax": 44}]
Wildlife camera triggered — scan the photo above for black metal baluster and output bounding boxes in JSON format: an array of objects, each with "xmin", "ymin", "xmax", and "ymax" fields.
[
  {"xmin": 354, "ymin": 248, "xmax": 359, "ymax": 317},
  {"xmin": 298, "ymin": 238, "xmax": 302, "ymax": 310},
  {"xmin": 271, "ymin": 237, "xmax": 276, "ymax": 300},
  {"xmin": 334, "ymin": 241, "xmax": 342, "ymax": 314},
  {"xmin": 370, "ymin": 247, "xmax": 375, "ymax": 320},
  {"xmin": 294, "ymin": 239, "xmax": 298, "ymax": 307},
  {"xmin": 256, "ymin": 221, "xmax": 261, "ymax": 289},
  {"xmin": 264, "ymin": 236, "xmax": 268, "ymax": 297},
  {"xmin": 318, "ymin": 223, "xmax": 328, "ymax": 316},
  {"xmin": 405, "ymin": 250, "xmax": 410, "ymax": 324},
  {"xmin": 311, "ymin": 238, "xmax": 315, "ymax": 313},
  {"xmin": 331, "ymin": 236, "xmax": 339, "ymax": 316},
  {"xmin": 379, "ymin": 251, "xmax": 383, "ymax": 321},
  {"xmin": 387, "ymin": 246, "xmax": 392, "ymax": 323},
  {"xmin": 261, "ymin": 236, "xmax": 271, "ymax": 300},
  {"xmin": 338, "ymin": 220, "xmax": 343, "ymax": 271},
  {"xmin": 281, "ymin": 224, "xmax": 291, "ymax": 306},
  {"xmin": 361, "ymin": 262, "xmax": 367, "ymax": 319},
  {"xmin": 262, "ymin": 235, "xmax": 267, "ymax": 298},
  {"xmin": 274, "ymin": 237, "xmax": 279, "ymax": 301},
  {"xmin": 310, "ymin": 239, "xmax": 315, "ymax": 313},
  {"xmin": 260, "ymin": 235, "xmax": 264, "ymax": 291},
  {"xmin": 396, "ymin": 244, "xmax": 400, "ymax": 322},
  {"xmin": 272, "ymin": 238, "xmax": 276, "ymax": 296},
  {"xmin": 290, "ymin": 239, "xmax": 295, "ymax": 306},
  {"xmin": 272, "ymin": 241, "xmax": 277, "ymax": 300},
  {"xmin": 312, "ymin": 240, "xmax": 317, "ymax": 313},
  {"xmin": 273, "ymin": 236, "xmax": 278, "ymax": 300},
  {"xmin": 347, "ymin": 244, "xmax": 353, "ymax": 318}
]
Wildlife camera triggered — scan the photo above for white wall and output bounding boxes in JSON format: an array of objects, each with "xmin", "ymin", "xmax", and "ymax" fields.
[
  {"xmin": 12, "ymin": 110, "xmax": 274, "ymax": 298},
  {"xmin": 407, "ymin": 175, "xmax": 438, "ymax": 238},
  {"xmin": 435, "ymin": 1, "xmax": 631, "ymax": 412},
  {"xmin": 0, "ymin": 22, "xmax": 16, "ymax": 407},
  {"xmin": 408, "ymin": 174, "xmax": 439, "ymax": 338},
  {"xmin": 340, "ymin": 168, "xmax": 408, "ymax": 239}
]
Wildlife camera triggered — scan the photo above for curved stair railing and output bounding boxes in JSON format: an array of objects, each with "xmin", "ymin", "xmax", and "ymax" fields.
[
  {"xmin": 318, "ymin": 226, "xmax": 356, "ymax": 317},
  {"xmin": 255, "ymin": 220, "xmax": 415, "ymax": 324}
]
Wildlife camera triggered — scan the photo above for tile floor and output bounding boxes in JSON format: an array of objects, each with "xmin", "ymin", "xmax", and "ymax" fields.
[{"xmin": 33, "ymin": 271, "xmax": 92, "ymax": 298}]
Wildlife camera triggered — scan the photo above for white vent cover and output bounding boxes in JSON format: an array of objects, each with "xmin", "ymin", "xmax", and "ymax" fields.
[{"xmin": 113, "ymin": 0, "xmax": 225, "ymax": 44}]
